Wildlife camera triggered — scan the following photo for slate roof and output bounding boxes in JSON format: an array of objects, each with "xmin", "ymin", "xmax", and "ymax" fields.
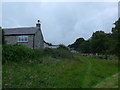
[{"xmin": 4, "ymin": 27, "xmax": 39, "ymax": 35}]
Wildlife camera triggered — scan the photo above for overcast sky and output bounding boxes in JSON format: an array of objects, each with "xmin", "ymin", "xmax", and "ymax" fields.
[{"xmin": 2, "ymin": 2, "xmax": 118, "ymax": 45}]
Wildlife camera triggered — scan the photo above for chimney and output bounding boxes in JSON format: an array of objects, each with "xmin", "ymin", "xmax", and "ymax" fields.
[{"xmin": 36, "ymin": 20, "xmax": 41, "ymax": 28}]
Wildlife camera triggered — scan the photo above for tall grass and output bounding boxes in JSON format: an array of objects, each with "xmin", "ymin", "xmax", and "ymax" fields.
[
  {"xmin": 2, "ymin": 44, "xmax": 35, "ymax": 63},
  {"xmin": 2, "ymin": 44, "xmax": 75, "ymax": 64},
  {"xmin": 2, "ymin": 55, "xmax": 119, "ymax": 88},
  {"xmin": 2, "ymin": 44, "xmax": 119, "ymax": 88}
]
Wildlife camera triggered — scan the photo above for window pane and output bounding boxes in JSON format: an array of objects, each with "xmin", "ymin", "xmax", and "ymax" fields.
[
  {"xmin": 19, "ymin": 37, "xmax": 21, "ymax": 41},
  {"xmin": 17, "ymin": 36, "xmax": 28, "ymax": 42},
  {"xmin": 22, "ymin": 37, "xmax": 24, "ymax": 41},
  {"xmin": 25, "ymin": 37, "xmax": 27, "ymax": 41}
]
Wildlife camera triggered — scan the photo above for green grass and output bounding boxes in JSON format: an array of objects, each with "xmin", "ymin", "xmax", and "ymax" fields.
[
  {"xmin": 0, "ymin": 45, "xmax": 2, "ymax": 89},
  {"xmin": 2, "ymin": 53, "xmax": 119, "ymax": 88},
  {"xmin": 94, "ymin": 72, "xmax": 119, "ymax": 88}
]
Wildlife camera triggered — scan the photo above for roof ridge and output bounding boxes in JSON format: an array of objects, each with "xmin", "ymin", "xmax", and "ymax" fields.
[
  {"xmin": 3, "ymin": 27, "xmax": 36, "ymax": 29},
  {"xmin": 4, "ymin": 27, "xmax": 38, "ymax": 35}
]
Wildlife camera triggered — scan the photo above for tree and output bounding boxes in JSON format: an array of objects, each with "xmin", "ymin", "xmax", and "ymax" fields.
[
  {"xmin": 105, "ymin": 33, "xmax": 114, "ymax": 55},
  {"xmin": 79, "ymin": 40, "xmax": 91, "ymax": 53},
  {"xmin": 58, "ymin": 44, "xmax": 69, "ymax": 50},
  {"xmin": 0, "ymin": 27, "xmax": 2, "ymax": 44},
  {"xmin": 91, "ymin": 31, "xmax": 107, "ymax": 54},
  {"xmin": 112, "ymin": 18, "xmax": 120, "ymax": 60},
  {"xmin": 68, "ymin": 37, "xmax": 85, "ymax": 51}
]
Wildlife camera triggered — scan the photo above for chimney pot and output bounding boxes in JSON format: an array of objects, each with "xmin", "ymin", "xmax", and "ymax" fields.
[{"xmin": 36, "ymin": 20, "xmax": 41, "ymax": 28}]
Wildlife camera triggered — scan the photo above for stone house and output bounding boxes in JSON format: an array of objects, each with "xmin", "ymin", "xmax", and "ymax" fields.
[{"xmin": 3, "ymin": 20, "xmax": 44, "ymax": 49}]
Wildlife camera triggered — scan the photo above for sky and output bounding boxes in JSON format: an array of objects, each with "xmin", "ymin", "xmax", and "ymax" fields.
[
  {"xmin": 118, "ymin": 1, "xmax": 120, "ymax": 18},
  {"xmin": 2, "ymin": 2, "xmax": 118, "ymax": 45}
]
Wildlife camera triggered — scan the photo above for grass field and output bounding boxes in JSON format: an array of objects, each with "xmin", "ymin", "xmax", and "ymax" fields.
[{"xmin": 2, "ymin": 53, "xmax": 119, "ymax": 88}]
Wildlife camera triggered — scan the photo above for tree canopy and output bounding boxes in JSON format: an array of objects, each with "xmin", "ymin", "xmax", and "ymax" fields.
[
  {"xmin": 112, "ymin": 18, "xmax": 120, "ymax": 60},
  {"xmin": 68, "ymin": 37, "xmax": 85, "ymax": 51},
  {"xmin": 68, "ymin": 18, "xmax": 120, "ymax": 60},
  {"xmin": 90, "ymin": 31, "xmax": 107, "ymax": 54}
]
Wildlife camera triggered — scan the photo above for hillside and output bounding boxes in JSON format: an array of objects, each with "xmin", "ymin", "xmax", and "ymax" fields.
[{"xmin": 2, "ymin": 45, "xmax": 119, "ymax": 88}]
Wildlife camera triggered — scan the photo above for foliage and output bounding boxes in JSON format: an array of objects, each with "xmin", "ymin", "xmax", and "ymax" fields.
[
  {"xmin": 112, "ymin": 18, "xmax": 120, "ymax": 60},
  {"xmin": 68, "ymin": 38, "xmax": 91, "ymax": 53},
  {"xmin": 43, "ymin": 48, "xmax": 74, "ymax": 59},
  {"xmin": 2, "ymin": 44, "xmax": 74, "ymax": 64},
  {"xmin": 57, "ymin": 44, "xmax": 69, "ymax": 51},
  {"xmin": 0, "ymin": 27, "xmax": 1, "ymax": 44},
  {"xmin": 105, "ymin": 33, "xmax": 115, "ymax": 54},
  {"xmin": 90, "ymin": 31, "xmax": 107, "ymax": 54},
  {"xmin": 2, "ymin": 44, "xmax": 35, "ymax": 64},
  {"xmin": 68, "ymin": 19, "xmax": 120, "ymax": 57},
  {"xmin": 68, "ymin": 38, "xmax": 85, "ymax": 51},
  {"xmin": 79, "ymin": 40, "xmax": 91, "ymax": 53}
]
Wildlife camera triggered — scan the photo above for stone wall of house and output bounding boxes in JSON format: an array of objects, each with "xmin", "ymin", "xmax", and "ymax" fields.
[
  {"xmin": 44, "ymin": 43, "xmax": 49, "ymax": 48},
  {"xmin": 5, "ymin": 36, "xmax": 17, "ymax": 45},
  {"xmin": 5, "ymin": 35, "xmax": 34, "ymax": 49},
  {"xmin": 34, "ymin": 28, "xmax": 44, "ymax": 49}
]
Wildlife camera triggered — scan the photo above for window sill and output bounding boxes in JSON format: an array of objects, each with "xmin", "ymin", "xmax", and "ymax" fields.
[{"xmin": 17, "ymin": 41, "xmax": 28, "ymax": 43}]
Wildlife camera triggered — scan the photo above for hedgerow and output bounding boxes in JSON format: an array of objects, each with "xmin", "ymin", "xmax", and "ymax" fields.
[
  {"xmin": 2, "ymin": 44, "xmax": 35, "ymax": 63},
  {"xmin": 2, "ymin": 44, "xmax": 74, "ymax": 64}
]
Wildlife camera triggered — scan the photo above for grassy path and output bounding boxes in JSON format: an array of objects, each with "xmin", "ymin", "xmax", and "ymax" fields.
[
  {"xmin": 81, "ymin": 56, "xmax": 119, "ymax": 88},
  {"xmin": 82, "ymin": 60, "xmax": 92, "ymax": 88},
  {"xmin": 94, "ymin": 72, "xmax": 119, "ymax": 88}
]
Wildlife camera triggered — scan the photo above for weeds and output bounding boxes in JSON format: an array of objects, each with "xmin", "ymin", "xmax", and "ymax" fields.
[{"xmin": 2, "ymin": 44, "xmax": 75, "ymax": 64}]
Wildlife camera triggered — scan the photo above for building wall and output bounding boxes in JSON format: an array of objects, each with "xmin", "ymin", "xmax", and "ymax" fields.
[
  {"xmin": 34, "ymin": 28, "xmax": 44, "ymax": 49},
  {"xmin": 44, "ymin": 43, "xmax": 49, "ymax": 48},
  {"xmin": 4, "ymin": 27, "xmax": 45, "ymax": 49},
  {"xmin": 5, "ymin": 36, "xmax": 17, "ymax": 45},
  {"xmin": 5, "ymin": 35, "xmax": 34, "ymax": 49}
]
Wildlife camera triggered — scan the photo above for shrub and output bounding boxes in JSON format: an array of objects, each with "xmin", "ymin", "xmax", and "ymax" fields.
[
  {"xmin": 2, "ymin": 44, "xmax": 75, "ymax": 64},
  {"xmin": 43, "ymin": 48, "xmax": 74, "ymax": 59},
  {"xmin": 35, "ymin": 48, "xmax": 74, "ymax": 59},
  {"xmin": 2, "ymin": 44, "xmax": 35, "ymax": 64},
  {"xmin": 57, "ymin": 44, "xmax": 69, "ymax": 51}
]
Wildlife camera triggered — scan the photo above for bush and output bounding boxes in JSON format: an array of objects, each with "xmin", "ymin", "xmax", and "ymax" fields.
[
  {"xmin": 34, "ymin": 48, "xmax": 74, "ymax": 59},
  {"xmin": 43, "ymin": 48, "xmax": 74, "ymax": 59},
  {"xmin": 57, "ymin": 44, "xmax": 69, "ymax": 51},
  {"xmin": 2, "ymin": 44, "xmax": 35, "ymax": 64},
  {"xmin": 2, "ymin": 44, "xmax": 74, "ymax": 64}
]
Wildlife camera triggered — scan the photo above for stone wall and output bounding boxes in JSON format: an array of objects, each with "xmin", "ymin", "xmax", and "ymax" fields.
[
  {"xmin": 5, "ymin": 35, "xmax": 34, "ymax": 49},
  {"xmin": 34, "ymin": 28, "xmax": 44, "ymax": 49}
]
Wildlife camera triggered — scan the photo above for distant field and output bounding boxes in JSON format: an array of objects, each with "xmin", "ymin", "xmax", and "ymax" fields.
[{"xmin": 2, "ymin": 53, "xmax": 119, "ymax": 88}]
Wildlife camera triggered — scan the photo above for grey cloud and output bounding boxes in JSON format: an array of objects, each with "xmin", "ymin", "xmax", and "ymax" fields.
[
  {"xmin": 2, "ymin": 2, "xmax": 118, "ymax": 45},
  {"xmin": 118, "ymin": 1, "xmax": 120, "ymax": 18}
]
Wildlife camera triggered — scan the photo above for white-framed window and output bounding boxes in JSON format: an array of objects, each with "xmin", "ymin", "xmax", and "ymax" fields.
[{"xmin": 17, "ymin": 36, "xmax": 28, "ymax": 42}]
